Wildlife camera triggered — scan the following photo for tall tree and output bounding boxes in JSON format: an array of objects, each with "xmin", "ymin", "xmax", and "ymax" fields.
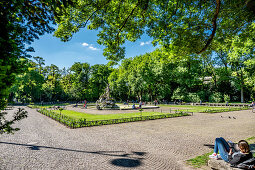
[
  {"xmin": 0, "ymin": 0, "xmax": 75, "ymax": 109},
  {"xmin": 69, "ymin": 62, "xmax": 91, "ymax": 100},
  {"xmin": 89, "ymin": 64, "xmax": 112, "ymax": 100},
  {"xmin": 33, "ymin": 56, "xmax": 45, "ymax": 74},
  {"xmin": 55, "ymin": 0, "xmax": 255, "ymax": 62}
]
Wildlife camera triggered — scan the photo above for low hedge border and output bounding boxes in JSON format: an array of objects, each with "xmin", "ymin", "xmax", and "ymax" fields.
[
  {"xmin": 37, "ymin": 109, "xmax": 192, "ymax": 128},
  {"xmin": 202, "ymin": 107, "xmax": 249, "ymax": 113}
]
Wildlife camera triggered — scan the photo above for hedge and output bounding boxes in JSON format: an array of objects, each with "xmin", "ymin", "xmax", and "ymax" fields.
[
  {"xmin": 202, "ymin": 107, "xmax": 249, "ymax": 113},
  {"xmin": 37, "ymin": 109, "xmax": 192, "ymax": 128}
]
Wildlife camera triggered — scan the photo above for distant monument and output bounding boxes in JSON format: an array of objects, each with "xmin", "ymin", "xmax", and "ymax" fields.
[{"xmin": 96, "ymin": 84, "xmax": 118, "ymax": 110}]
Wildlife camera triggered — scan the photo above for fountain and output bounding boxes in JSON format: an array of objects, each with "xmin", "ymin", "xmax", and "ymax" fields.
[{"xmin": 96, "ymin": 84, "xmax": 119, "ymax": 110}]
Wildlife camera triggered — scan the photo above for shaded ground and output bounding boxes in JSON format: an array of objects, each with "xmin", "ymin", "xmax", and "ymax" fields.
[{"xmin": 0, "ymin": 106, "xmax": 254, "ymax": 170}]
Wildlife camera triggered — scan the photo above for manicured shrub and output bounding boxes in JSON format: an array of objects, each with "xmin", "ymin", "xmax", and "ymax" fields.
[
  {"xmin": 209, "ymin": 92, "xmax": 222, "ymax": 103},
  {"xmin": 202, "ymin": 107, "xmax": 249, "ymax": 113},
  {"xmin": 187, "ymin": 93, "xmax": 200, "ymax": 103},
  {"xmin": 37, "ymin": 109, "xmax": 191, "ymax": 128},
  {"xmin": 171, "ymin": 88, "xmax": 186, "ymax": 101},
  {"xmin": 224, "ymin": 94, "xmax": 230, "ymax": 103}
]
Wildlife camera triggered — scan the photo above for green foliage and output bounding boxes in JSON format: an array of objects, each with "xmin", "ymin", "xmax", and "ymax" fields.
[
  {"xmin": 159, "ymin": 104, "xmax": 249, "ymax": 113},
  {"xmin": 27, "ymin": 103, "xmax": 70, "ymax": 109},
  {"xmin": 202, "ymin": 107, "xmax": 249, "ymax": 113},
  {"xmin": 54, "ymin": 0, "xmax": 255, "ymax": 61},
  {"xmin": 38, "ymin": 109, "xmax": 190, "ymax": 128},
  {"xmin": 0, "ymin": 0, "xmax": 75, "ymax": 109},
  {"xmin": 9, "ymin": 60, "xmax": 45, "ymax": 103},
  {"xmin": 0, "ymin": 108, "xmax": 27, "ymax": 134},
  {"xmin": 50, "ymin": 0, "xmax": 255, "ymax": 104},
  {"xmin": 209, "ymin": 92, "xmax": 223, "ymax": 103},
  {"xmin": 224, "ymin": 94, "xmax": 230, "ymax": 103},
  {"xmin": 187, "ymin": 93, "xmax": 201, "ymax": 103},
  {"xmin": 58, "ymin": 107, "xmax": 64, "ymax": 114},
  {"xmin": 246, "ymin": 136, "xmax": 255, "ymax": 141},
  {"xmin": 172, "ymin": 88, "xmax": 186, "ymax": 101},
  {"xmin": 89, "ymin": 64, "xmax": 113, "ymax": 101}
]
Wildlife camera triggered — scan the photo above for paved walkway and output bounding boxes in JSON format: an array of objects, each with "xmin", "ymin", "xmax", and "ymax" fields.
[{"xmin": 0, "ymin": 107, "xmax": 255, "ymax": 170}]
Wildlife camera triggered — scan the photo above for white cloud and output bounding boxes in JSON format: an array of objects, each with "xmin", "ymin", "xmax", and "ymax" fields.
[
  {"xmin": 89, "ymin": 46, "xmax": 97, "ymax": 50},
  {"xmin": 82, "ymin": 42, "xmax": 99, "ymax": 50},
  {"xmin": 140, "ymin": 41, "xmax": 151, "ymax": 46},
  {"xmin": 82, "ymin": 42, "xmax": 89, "ymax": 46}
]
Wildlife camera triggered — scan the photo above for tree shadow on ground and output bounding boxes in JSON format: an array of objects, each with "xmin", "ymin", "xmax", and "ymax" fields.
[
  {"xmin": 111, "ymin": 158, "xmax": 142, "ymax": 167},
  {"xmin": 0, "ymin": 141, "xmax": 146, "ymax": 168},
  {"xmin": 204, "ymin": 144, "xmax": 214, "ymax": 149}
]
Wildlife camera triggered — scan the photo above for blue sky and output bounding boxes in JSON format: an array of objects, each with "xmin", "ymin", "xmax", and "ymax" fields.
[{"xmin": 30, "ymin": 28, "xmax": 156, "ymax": 69}]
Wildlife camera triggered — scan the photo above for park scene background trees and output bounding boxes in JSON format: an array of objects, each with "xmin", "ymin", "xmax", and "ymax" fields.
[
  {"xmin": 9, "ymin": 46, "xmax": 255, "ymax": 104},
  {"xmin": 2, "ymin": 0, "xmax": 255, "ymax": 106}
]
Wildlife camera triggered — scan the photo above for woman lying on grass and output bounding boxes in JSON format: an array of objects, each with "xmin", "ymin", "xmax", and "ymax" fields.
[{"xmin": 209, "ymin": 137, "xmax": 254, "ymax": 168}]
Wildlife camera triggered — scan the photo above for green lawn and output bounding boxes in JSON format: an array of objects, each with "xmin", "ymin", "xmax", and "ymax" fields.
[
  {"xmin": 186, "ymin": 151, "xmax": 213, "ymax": 168},
  {"xmin": 52, "ymin": 110, "xmax": 174, "ymax": 121},
  {"xmin": 28, "ymin": 103, "xmax": 70, "ymax": 109},
  {"xmin": 159, "ymin": 104, "xmax": 249, "ymax": 113}
]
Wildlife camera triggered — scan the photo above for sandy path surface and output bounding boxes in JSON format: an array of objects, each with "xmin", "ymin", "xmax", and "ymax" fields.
[{"xmin": 0, "ymin": 106, "xmax": 254, "ymax": 170}]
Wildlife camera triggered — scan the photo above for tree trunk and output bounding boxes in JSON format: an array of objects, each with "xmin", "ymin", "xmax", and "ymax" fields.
[
  {"xmin": 241, "ymin": 85, "xmax": 244, "ymax": 103},
  {"xmin": 240, "ymin": 71, "xmax": 244, "ymax": 103}
]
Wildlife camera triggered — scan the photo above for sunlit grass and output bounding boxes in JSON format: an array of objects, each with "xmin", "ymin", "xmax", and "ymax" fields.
[
  {"xmin": 52, "ymin": 110, "xmax": 172, "ymax": 121},
  {"xmin": 28, "ymin": 103, "xmax": 70, "ymax": 109},
  {"xmin": 186, "ymin": 151, "xmax": 213, "ymax": 168},
  {"xmin": 159, "ymin": 104, "xmax": 249, "ymax": 113}
]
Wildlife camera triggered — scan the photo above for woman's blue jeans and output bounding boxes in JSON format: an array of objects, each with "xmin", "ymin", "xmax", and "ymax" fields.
[{"xmin": 214, "ymin": 137, "xmax": 230, "ymax": 162}]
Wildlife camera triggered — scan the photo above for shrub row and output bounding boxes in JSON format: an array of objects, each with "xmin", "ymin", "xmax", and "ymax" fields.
[
  {"xmin": 202, "ymin": 107, "xmax": 249, "ymax": 113},
  {"xmin": 37, "ymin": 109, "xmax": 191, "ymax": 128}
]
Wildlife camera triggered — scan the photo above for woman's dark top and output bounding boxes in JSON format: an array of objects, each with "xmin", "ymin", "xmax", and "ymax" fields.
[{"xmin": 228, "ymin": 151, "xmax": 253, "ymax": 166}]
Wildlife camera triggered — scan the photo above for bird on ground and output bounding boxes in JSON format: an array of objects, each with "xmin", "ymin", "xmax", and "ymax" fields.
[
  {"xmin": 228, "ymin": 116, "xmax": 231, "ymax": 119},
  {"xmin": 233, "ymin": 117, "xmax": 236, "ymax": 119}
]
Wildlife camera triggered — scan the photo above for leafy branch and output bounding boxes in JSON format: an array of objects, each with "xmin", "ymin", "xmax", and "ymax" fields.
[
  {"xmin": 197, "ymin": 0, "xmax": 221, "ymax": 54},
  {"xmin": 0, "ymin": 108, "xmax": 28, "ymax": 134}
]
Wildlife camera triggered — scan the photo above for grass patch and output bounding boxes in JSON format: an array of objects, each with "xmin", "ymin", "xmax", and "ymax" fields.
[
  {"xmin": 246, "ymin": 136, "xmax": 255, "ymax": 157},
  {"xmin": 159, "ymin": 104, "xmax": 249, "ymax": 113},
  {"xmin": 28, "ymin": 103, "xmax": 70, "ymax": 109},
  {"xmin": 52, "ymin": 110, "xmax": 177, "ymax": 121},
  {"xmin": 186, "ymin": 151, "xmax": 213, "ymax": 168},
  {"xmin": 246, "ymin": 136, "xmax": 255, "ymax": 142},
  {"xmin": 38, "ymin": 109, "xmax": 190, "ymax": 128}
]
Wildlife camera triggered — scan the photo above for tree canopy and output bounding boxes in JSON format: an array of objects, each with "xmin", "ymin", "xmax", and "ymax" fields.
[
  {"xmin": 55, "ymin": 0, "xmax": 255, "ymax": 61},
  {"xmin": 0, "ymin": 0, "xmax": 75, "ymax": 109},
  {"xmin": 0, "ymin": 0, "xmax": 75, "ymax": 134}
]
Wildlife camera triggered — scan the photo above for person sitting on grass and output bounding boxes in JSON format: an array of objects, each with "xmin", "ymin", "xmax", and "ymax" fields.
[
  {"xmin": 132, "ymin": 104, "xmax": 136, "ymax": 109},
  {"xmin": 209, "ymin": 137, "xmax": 254, "ymax": 168}
]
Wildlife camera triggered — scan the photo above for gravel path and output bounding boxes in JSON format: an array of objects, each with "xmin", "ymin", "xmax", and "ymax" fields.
[{"xmin": 0, "ymin": 106, "xmax": 255, "ymax": 170}]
